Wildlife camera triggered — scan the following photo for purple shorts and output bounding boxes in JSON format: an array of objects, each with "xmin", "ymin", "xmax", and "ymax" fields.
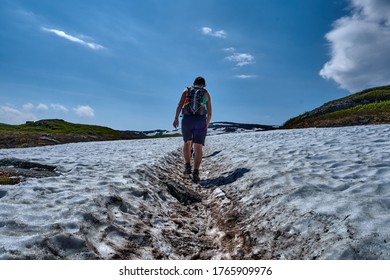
[{"xmin": 181, "ymin": 115, "xmax": 207, "ymax": 145}]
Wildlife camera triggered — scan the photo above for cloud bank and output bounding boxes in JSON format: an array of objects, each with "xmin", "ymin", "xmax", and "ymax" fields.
[
  {"xmin": 42, "ymin": 27, "xmax": 105, "ymax": 50},
  {"xmin": 320, "ymin": 0, "xmax": 390, "ymax": 92},
  {"xmin": 0, "ymin": 103, "xmax": 95, "ymax": 125}
]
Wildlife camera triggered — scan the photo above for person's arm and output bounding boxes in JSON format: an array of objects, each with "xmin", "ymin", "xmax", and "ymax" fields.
[
  {"xmin": 205, "ymin": 91, "xmax": 212, "ymax": 128},
  {"xmin": 173, "ymin": 89, "xmax": 187, "ymax": 128}
]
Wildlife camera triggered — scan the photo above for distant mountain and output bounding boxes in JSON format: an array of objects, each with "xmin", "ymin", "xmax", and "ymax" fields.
[
  {"xmin": 124, "ymin": 129, "xmax": 181, "ymax": 138},
  {"xmin": 207, "ymin": 122, "xmax": 278, "ymax": 135},
  {"xmin": 283, "ymin": 85, "xmax": 390, "ymax": 129},
  {"xmin": 127, "ymin": 122, "xmax": 279, "ymax": 138}
]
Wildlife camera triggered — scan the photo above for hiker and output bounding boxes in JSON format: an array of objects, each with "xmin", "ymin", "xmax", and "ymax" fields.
[{"xmin": 173, "ymin": 76, "xmax": 212, "ymax": 182}]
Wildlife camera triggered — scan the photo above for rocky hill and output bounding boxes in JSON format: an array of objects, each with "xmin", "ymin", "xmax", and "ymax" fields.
[
  {"xmin": 283, "ymin": 85, "xmax": 390, "ymax": 129},
  {"xmin": 0, "ymin": 119, "xmax": 144, "ymax": 149}
]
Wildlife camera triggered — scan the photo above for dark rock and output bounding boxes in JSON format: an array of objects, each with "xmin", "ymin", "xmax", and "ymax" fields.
[
  {"xmin": 0, "ymin": 190, "xmax": 7, "ymax": 198},
  {"xmin": 0, "ymin": 158, "xmax": 59, "ymax": 183},
  {"xmin": 164, "ymin": 181, "xmax": 202, "ymax": 205},
  {"xmin": 0, "ymin": 158, "xmax": 56, "ymax": 171},
  {"xmin": 39, "ymin": 136, "xmax": 61, "ymax": 144},
  {"xmin": 359, "ymin": 118, "xmax": 371, "ymax": 124},
  {"xmin": 302, "ymin": 99, "xmax": 358, "ymax": 119}
]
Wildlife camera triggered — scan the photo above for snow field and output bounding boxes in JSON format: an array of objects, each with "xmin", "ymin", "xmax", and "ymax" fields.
[{"xmin": 1, "ymin": 124, "xmax": 390, "ymax": 259}]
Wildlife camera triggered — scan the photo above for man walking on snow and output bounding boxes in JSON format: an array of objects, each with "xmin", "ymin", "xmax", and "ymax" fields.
[{"xmin": 173, "ymin": 76, "xmax": 212, "ymax": 182}]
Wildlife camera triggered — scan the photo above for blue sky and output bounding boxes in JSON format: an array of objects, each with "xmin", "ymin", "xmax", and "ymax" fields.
[{"xmin": 1, "ymin": 0, "xmax": 390, "ymax": 130}]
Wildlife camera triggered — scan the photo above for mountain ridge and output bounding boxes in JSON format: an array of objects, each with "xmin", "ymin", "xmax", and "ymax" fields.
[{"xmin": 0, "ymin": 119, "xmax": 144, "ymax": 149}]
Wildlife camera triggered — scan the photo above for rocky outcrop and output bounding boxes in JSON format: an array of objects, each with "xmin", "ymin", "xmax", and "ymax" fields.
[
  {"xmin": 300, "ymin": 99, "xmax": 359, "ymax": 119},
  {"xmin": 0, "ymin": 158, "xmax": 59, "ymax": 185}
]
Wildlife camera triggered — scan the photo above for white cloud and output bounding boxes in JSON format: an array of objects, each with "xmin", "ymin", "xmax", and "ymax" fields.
[
  {"xmin": 23, "ymin": 103, "xmax": 49, "ymax": 110},
  {"xmin": 201, "ymin": 27, "xmax": 227, "ymax": 38},
  {"xmin": 0, "ymin": 106, "xmax": 37, "ymax": 125},
  {"xmin": 235, "ymin": 75, "xmax": 257, "ymax": 79},
  {"xmin": 225, "ymin": 53, "xmax": 255, "ymax": 67},
  {"xmin": 37, "ymin": 103, "xmax": 49, "ymax": 110},
  {"xmin": 73, "ymin": 105, "xmax": 95, "ymax": 118},
  {"xmin": 222, "ymin": 47, "xmax": 235, "ymax": 52},
  {"xmin": 42, "ymin": 27, "xmax": 105, "ymax": 50},
  {"xmin": 351, "ymin": 0, "xmax": 390, "ymax": 23},
  {"xmin": 51, "ymin": 104, "xmax": 69, "ymax": 112},
  {"xmin": 22, "ymin": 103, "xmax": 34, "ymax": 110},
  {"xmin": 320, "ymin": 0, "xmax": 390, "ymax": 92}
]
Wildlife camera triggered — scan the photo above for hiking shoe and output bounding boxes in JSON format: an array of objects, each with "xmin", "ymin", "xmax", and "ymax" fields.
[
  {"xmin": 183, "ymin": 163, "xmax": 192, "ymax": 174},
  {"xmin": 192, "ymin": 169, "xmax": 200, "ymax": 182}
]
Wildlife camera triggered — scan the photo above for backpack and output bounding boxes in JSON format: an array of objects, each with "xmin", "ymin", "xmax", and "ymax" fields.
[{"xmin": 182, "ymin": 86, "xmax": 207, "ymax": 116}]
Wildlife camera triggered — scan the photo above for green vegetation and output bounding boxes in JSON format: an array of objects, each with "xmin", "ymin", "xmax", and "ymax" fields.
[
  {"xmin": 0, "ymin": 172, "xmax": 20, "ymax": 185},
  {"xmin": 0, "ymin": 119, "xmax": 120, "ymax": 137},
  {"xmin": 283, "ymin": 85, "xmax": 390, "ymax": 129},
  {"xmin": 329, "ymin": 100, "xmax": 390, "ymax": 115},
  {"xmin": 0, "ymin": 119, "xmax": 147, "ymax": 149},
  {"xmin": 328, "ymin": 86, "xmax": 390, "ymax": 104}
]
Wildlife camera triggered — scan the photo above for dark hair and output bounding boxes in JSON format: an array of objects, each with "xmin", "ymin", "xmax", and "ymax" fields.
[{"xmin": 193, "ymin": 76, "xmax": 206, "ymax": 87}]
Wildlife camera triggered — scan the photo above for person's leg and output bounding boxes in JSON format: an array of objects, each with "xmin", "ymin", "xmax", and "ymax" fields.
[
  {"xmin": 192, "ymin": 116, "xmax": 207, "ymax": 181},
  {"xmin": 192, "ymin": 143, "xmax": 202, "ymax": 182},
  {"xmin": 181, "ymin": 115, "xmax": 193, "ymax": 174},
  {"xmin": 193, "ymin": 143, "xmax": 203, "ymax": 170},
  {"xmin": 183, "ymin": 140, "xmax": 192, "ymax": 164}
]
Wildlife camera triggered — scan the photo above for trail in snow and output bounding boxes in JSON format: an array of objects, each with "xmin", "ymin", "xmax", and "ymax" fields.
[{"xmin": 145, "ymin": 148, "xmax": 253, "ymax": 259}]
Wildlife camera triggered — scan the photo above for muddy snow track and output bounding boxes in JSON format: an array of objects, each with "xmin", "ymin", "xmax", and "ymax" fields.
[{"xmin": 127, "ymin": 147, "xmax": 254, "ymax": 260}]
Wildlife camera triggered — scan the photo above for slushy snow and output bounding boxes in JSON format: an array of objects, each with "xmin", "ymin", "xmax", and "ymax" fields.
[{"xmin": 0, "ymin": 124, "xmax": 389, "ymax": 259}]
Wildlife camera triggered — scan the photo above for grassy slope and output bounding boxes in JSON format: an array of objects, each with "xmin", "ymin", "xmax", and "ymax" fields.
[
  {"xmin": 0, "ymin": 119, "xmax": 119, "ymax": 136},
  {"xmin": 0, "ymin": 119, "xmax": 144, "ymax": 148},
  {"xmin": 283, "ymin": 86, "xmax": 390, "ymax": 129}
]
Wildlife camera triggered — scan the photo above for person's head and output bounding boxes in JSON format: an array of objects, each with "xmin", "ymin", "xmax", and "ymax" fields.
[{"xmin": 193, "ymin": 76, "xmax": 206, "ymax": 87}]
